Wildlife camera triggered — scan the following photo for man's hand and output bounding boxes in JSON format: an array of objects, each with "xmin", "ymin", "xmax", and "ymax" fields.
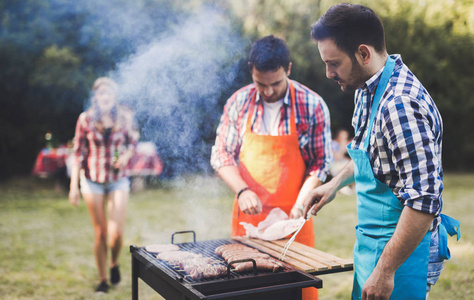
[
  {"xmin": 289, "ymin": 205, "xmax": 304, "ymax": 219},
  {"xmin": 361, "ymin": 207, "xmax": 433, "ymax": 299},
  {"xmin": 238, "ymin": 189, "xmax": 262, "ymax": 215},
  {"xmin": 362, "ymin": 265, "xmax": 395, "ymax": 300},
  {"xmin": 302, "ymin": 181, "xmax": 338, "ymax": 217},
  {"xmin": 302, "ymin": 160, "xmax": 355, "ymax": 217}
]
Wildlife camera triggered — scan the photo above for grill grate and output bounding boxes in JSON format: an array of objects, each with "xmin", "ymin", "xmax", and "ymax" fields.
[
  {"xmin": 131, "ymin": 236, "xmax": 322, "ymax": 300},
  {"xmin": 143, "ymin": 238, "xmax": 288, "ymax": 283}
]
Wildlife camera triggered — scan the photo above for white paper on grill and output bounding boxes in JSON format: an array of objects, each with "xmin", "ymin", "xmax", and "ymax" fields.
[{"xmin": 239, "ymin": 207, "xmax": 305, "ymax": 241}]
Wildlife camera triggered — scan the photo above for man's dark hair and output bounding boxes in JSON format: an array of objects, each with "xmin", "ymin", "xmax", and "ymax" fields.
[
  {"xmin": 311, "ymin": 3, "xmax": 385, "ymax": 59},
  {"xmin": 248, "ymin": 35, "xmax": 290, "ymax": 72}
]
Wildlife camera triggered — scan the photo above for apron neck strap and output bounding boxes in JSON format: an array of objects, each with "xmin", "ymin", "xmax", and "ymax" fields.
[
  {"xmin": 362, "ymin": 56, "xmax": 396, "ymax": 150},
  {"xmin": 246, "ymin": 80, "xmax": 297, "ymax": 135}
]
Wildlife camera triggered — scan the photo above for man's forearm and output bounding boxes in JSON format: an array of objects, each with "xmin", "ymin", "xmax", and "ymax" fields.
[
  {"xmin": 295, "ymin": 173, "xmax": 322, "ymax": 206},
  {"xmin": 331, "ymin": 160, "xmax": 355, "ymax": 189},
  {"xmin": 375, "ymin": 206, "xmax": 434, "ymax": 274},
  {"xmin": 216, "ymin": 165, "xmax": 248, "ymax": 194}
]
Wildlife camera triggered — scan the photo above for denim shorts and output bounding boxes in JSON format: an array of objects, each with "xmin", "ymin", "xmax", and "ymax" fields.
[
  {"xmin": 80, "ymin": 176, "xmax": 130, "ymax": 195},
  {"xmin": 427, "ymin": 227, "xmax": 444, "ymax": 292}
]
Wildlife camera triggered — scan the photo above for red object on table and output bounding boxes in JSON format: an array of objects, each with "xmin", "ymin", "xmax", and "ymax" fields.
[
  {"xmin": 127, "ymin": 142, "xmax": 163, "ymax": 177},
  {"xmin": 32, "ymin": 142, "xmax": 162, "ymax": 179},
  {"xmin": 31, "ymin": 145, "xmax": 70, "ymax": 178}
]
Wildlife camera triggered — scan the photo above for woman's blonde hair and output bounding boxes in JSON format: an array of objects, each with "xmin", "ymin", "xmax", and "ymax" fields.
[
  {"xmin": 89, "ymin": 77, "xmax": 120, "ymax": 128},
  {"xmin": 91, "ymin": 77, "xmax": 118, "ymax": 92}
]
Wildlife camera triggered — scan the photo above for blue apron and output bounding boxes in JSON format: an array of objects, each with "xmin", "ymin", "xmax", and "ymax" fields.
[{"xmin": 347, "ymin": 57, "xmax": 460, "ymax": 299}]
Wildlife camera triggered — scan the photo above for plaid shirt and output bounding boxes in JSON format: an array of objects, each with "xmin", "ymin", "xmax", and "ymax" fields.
[
  {"xmin": 73, "ymin": 110, "xmax": 139, "ymax": 183},
  {"xmin": 351, "ymin": 54, "xmax": 443, "ymax": 229},
  {"xmin": 211, "ymin": 79, "xmax": 332, "ymax": 182}
]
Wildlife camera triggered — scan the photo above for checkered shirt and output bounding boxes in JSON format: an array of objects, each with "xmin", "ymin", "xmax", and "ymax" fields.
[
  {"xmin": 73, "ymin": 110, "xmax": 139, "ymax": 183},
  {"xmin": 211, "ymin": 79, "xmax": 332, "ymax": 182},
  {"xmin": 351, "ymin": 54, "xmax": 443, "ymax": 229}
]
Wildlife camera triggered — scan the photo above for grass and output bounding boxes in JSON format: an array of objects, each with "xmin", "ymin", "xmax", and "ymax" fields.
[{"xmin": 0, "ymin": 174, "xmax": 472, "ymax": 299}]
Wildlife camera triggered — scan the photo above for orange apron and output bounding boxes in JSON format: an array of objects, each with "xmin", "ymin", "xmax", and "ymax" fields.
[{"xmin": 231, "ymin": 81, "xmax": 317, "ymax": 299}]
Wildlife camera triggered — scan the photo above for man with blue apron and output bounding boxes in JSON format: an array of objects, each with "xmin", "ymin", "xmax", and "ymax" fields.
[
  {"xmin": 305, "ymin": 3, "xmax": 461, "ymax": 299},
  {"xmin": 348, "ymin": 57, "xmax": 460, "ymax": 299}
]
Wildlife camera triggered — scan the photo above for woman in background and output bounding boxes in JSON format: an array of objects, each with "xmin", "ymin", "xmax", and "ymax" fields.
[{"xmin": 69, "ymin": 77, "xmax": 139, "ymax": 294}]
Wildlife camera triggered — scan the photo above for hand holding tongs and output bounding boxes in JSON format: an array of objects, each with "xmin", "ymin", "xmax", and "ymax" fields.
[{"xmin": 279, "ymin": 208, "xmax": 313, "ymax": 261}]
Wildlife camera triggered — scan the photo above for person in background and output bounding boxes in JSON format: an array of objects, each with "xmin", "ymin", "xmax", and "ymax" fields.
[
  {"xmin": 69, "ymin": 77, "xmax": 139, "ymax": 294},
  {"xmin": 303, "ymin": 4, "xmax": 460, "ymax": 299},
  {"xmin": 211, "ymin": 35, "xmax": 332, "ymax": 300},
  {"xmin": 329, "ymin": 128, "xmax": 353, "ymax": 195}
]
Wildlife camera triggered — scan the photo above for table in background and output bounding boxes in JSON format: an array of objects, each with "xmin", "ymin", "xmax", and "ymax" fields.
[
  {"xmin": 31, "ymin": 146, "xmax": 70, "ymax": 178},
  {"xmin": 32, "ymin": 142, "xmax": 163, "ymax": 191},
  {"xmin": 127, "ymin": 142, "xmax": 163, "ymax": 191}
]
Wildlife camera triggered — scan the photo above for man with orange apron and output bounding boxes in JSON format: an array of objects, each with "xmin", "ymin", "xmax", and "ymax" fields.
[
  {"xmin": 305, "ymin": 4, "xmax": 461, "ymax": 299},
  {"xmin": 211, "ymin": 35, "xmax": 332, "ymax": 300}
]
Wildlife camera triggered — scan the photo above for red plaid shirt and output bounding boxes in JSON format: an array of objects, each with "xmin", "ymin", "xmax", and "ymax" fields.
[
  {"xmin": 73, "ymin": 110, "xmax": 139, "ymax": 183},
  {"xmin": 211, "ymin": 80, "xmax": 332, "ymax": 181}
]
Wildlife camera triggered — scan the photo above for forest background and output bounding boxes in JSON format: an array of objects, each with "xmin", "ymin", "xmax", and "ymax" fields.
[{"xmin": 1, "ymin": 0, "xmax": 473, "ymax": 180}]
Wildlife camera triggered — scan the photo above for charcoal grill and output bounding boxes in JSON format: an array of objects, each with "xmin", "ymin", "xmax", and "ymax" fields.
[{"xmin": 130, "ymin": 231, "xmax": 322, "ymax": 300}]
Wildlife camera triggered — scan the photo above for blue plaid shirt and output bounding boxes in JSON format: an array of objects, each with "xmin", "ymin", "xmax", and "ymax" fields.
[{"xmin": 351, "ymin": 54, "xmax": 442, "ymax": 229}]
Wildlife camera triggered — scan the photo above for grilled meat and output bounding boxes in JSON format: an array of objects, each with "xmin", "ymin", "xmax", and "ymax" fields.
[
  {"xmin": 216, "ymin": 243, "xmax": 283, "ymax": 273},
  {"xmin": 145, "ymin": 244, "xmax": 180, "ymax": 253}
]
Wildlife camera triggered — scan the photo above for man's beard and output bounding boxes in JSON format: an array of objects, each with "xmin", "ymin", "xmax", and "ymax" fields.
[{"xmin": 337, "ymin": 60, "xmax": 367, "ymax": 93}]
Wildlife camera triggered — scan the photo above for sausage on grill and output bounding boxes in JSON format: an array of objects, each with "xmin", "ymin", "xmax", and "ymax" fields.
[
  {"xmin": 231, "ymin": 258, "xmax": 283, "ymax": 273},
  {"xmin": 223, "ymin": 252, "xmax": 271, "ymax": 262},
  {"xmin": 221, "ymin": 249, "xmax": 259, "ymax": 259},
  {"xmin": 215, "ymin": 243, "xmax": 284, "ymax": 273},
  {"xmin": 215, "ymin": 243, "xmax": 254, "ymax": 255}
]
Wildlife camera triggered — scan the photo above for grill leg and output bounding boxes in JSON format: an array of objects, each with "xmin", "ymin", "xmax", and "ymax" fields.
[{"xmin": 131, "ymin": 255, "xmax": 139, "ymax": 300}]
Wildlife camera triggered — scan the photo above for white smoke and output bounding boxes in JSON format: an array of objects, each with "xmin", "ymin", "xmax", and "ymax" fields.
[{"xmin": 111, "ymin": 5, "xmax": 248, "ymax": 176}]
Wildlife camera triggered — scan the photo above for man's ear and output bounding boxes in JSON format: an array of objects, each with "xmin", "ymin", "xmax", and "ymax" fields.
[
  {"xmin": 356, "ymin": 44, "xmax": 372, "ymax": 65},
  {"xmin": 286, "ymin": 62, "xmax": 292, "ymax": 76}
]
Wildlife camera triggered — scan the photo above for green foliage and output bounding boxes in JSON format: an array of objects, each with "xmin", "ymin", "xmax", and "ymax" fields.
[
  {"xmin": 1, "ymin": 0, "xmax": 474, "ymax": 179},
  {"xmin": 373, "ymin": 0, "xmax": 474, "ymax": 170},
  {"xmin": 0, "ymin": 0, "xmax": 200, "ymax": 179},
  {"xmin": 230, "ymin": 0, "xmax": 355, "ymax": 132},
  {"xmin": 231, "ymin": 0, "xmax": 474, "ymax": 170},
  {"xmin": 30, "ymin": 46, "xmax": 83, "ymax": 89}
]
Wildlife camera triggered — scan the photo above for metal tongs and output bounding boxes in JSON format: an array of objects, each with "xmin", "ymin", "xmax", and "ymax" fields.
[{"xmin": 279, "ymin": 208, "xmax": 313, "ymax": 261}]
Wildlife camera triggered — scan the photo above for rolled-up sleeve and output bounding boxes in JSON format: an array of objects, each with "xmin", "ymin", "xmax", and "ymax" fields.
[
  {"xmin": 211, "ymin": 93, "xmax": 242, "ymax": 170},
  {"xmin": 382, "ymin": 95, "xmax": 442, "ymax": 216},
  {"xmin": 72, "ymin": 113, "xmax": 87, "ymax": 169}
]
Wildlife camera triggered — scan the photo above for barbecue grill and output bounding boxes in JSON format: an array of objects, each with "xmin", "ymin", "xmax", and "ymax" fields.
[{"xmin": 130, "ymin": 230, "xmax": 351, "ymax": 300}]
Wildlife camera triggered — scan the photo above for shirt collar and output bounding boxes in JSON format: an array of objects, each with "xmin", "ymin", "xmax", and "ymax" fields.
[
  {"xmin": 365, "ymin": 66, "xmax": 384, "ymax": 94},
  {"xmin": 255, "ymin": 79, "xmax": 291, "ymax": 106},
  {"xmin": 364, "ymin": 54, "xmax": 402, "ymax": 94}
]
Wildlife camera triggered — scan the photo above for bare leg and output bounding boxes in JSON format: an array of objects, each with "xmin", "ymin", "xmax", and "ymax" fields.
[
  {"xmin": 108, "ymin": 189, "xmax": 129, "ymax": 267},
  {"xmin": 83, "ymin": 193, "xmax": 108, "ymax": 283}
]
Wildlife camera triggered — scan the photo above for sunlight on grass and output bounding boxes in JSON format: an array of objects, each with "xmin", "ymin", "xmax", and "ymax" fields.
[{"xmin": 0, "ymin": 173, "xmax": 472, "ymax": 299}]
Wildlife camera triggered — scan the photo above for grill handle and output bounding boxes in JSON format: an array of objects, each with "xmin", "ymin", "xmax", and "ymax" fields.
[
  {"xmin": 171, "ymin": 230, "xmax": 196, "ymax": 244},
  {"xmin": 227, "ymin": 258, "xmax": 257, "ymax": 276}
]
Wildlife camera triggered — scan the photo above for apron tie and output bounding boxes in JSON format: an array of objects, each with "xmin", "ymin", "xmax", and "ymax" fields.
[{"xmin": 438, "ymin": 214, "xmax": 461, "ymax": 260}]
